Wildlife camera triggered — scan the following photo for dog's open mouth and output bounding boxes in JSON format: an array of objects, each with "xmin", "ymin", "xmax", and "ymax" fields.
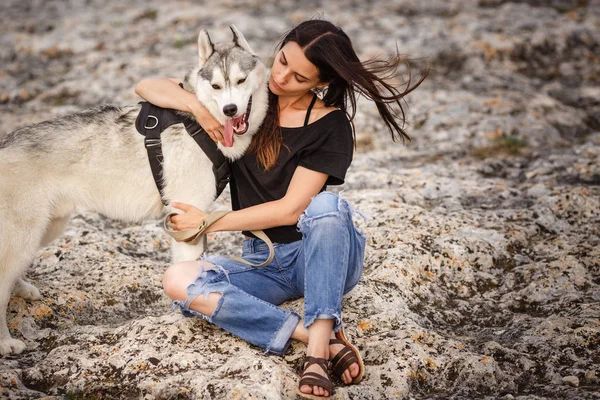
[{"xmin": 223, "ymin": 97, "xmax": 252, "ymax": 148}]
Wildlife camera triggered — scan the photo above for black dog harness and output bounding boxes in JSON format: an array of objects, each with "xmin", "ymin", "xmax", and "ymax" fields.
[{"xmin": 135, "ymin": 102, "xmax": 230, "ymax": 205}]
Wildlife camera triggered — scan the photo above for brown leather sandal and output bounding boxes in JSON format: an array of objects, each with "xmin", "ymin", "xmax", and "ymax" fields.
[
  {"xmin": 297, "ymin": 356, "xmax": 334, "ymax": 399},
  {"xmin": 330, "ymin": 328, "xmax": 364, "ymax": 384}
]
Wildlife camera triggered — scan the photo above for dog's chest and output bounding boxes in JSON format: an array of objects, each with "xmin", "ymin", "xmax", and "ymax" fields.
[{"xmin": 160, "ymin": 127, "xmax": 217, "ymax": 199}]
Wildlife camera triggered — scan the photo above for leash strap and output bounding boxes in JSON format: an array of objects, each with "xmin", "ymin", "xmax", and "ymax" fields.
[{"xmin": 163, "ymin": 211, "xmax": 275, "ymax": 267}]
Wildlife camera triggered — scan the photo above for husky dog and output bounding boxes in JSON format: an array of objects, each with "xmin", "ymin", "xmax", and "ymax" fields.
[{"xmin": 0, "ymin": 25, "xmax": 268, "ymax": 355}]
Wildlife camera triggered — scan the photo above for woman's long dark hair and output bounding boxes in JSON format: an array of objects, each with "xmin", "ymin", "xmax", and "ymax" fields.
[{"xmin": 249, "ymin": 19, "xmax": 429, "ymax": 171}]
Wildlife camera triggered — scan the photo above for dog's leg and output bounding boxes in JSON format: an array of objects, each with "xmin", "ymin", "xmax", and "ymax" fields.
[
  {"xmin": 12, "ymin": 215, "xmax": 70, "ymax": 302},
  {"xmin": 0, "ymin": 208, "xmax": 53, "ymax": 355},
  {"xmin": 40, "ymin": 215, "xmax": 71, "ymax": 247},
  {"xmin": 0, "ymin": 251, "xmax": 30, "ymax": 355},
  {"xmin": 171, "ymin": 237, "xmax": 206, "ymax": 263},
  {"xmin": 12, "ymin": 278, "xmax": 42, "ymax": 301}
]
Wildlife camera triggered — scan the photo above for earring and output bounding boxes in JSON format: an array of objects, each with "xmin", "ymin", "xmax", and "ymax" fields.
[{"xmin": 311, "ymin": 85, "xmax": 326, "ymax": 96}]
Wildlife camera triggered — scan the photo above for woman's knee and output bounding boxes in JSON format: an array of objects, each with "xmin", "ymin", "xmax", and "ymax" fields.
[
  {"xmin": 304, "ymin": 192, "xmax": 339, "ymax": 218},
  {"xmin": 162, "ymin": 260, "xmax": 203, "ymax": 300}
]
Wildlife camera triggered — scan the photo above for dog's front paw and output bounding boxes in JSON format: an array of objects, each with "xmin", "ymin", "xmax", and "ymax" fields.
[
  {"xmin": 0, "ymin": 338, "xmax": 26, "ymax": 355},
  {"xmin": 13, "ymin": 279, "xmax": 42, "ymax": 301}
]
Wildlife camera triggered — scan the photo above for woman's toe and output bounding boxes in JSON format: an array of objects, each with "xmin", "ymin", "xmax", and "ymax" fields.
[
  {"xmin": 343, "ymin": 370, "xmax": 351, "ymax": 383},
  {"xmin": 350, "ymin": 362, "xmax": 359, "ymax": 378},
  {"xmin": 319, "ymin": 386, "xmax": 327, "ymax": 396},
  {"xmin": 300, "ymin": 384, "xmax": 312, "ymax": 394}
]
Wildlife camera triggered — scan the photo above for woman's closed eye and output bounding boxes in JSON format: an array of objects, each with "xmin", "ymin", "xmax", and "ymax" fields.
[{"xmin": 279, "ymin": 57, "xmax": 308, "ymax": 83}]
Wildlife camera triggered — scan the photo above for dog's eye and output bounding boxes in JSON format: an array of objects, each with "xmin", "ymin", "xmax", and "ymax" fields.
[
  {"xmin": 212, "ymin": 84, "xmax": 221, "ymax": 90},
  {"xmin": 237, "ymin": 78, "xmax": 246, "ymax": 85}
]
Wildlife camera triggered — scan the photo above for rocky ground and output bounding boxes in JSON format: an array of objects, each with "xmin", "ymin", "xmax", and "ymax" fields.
[{"xmin": 1, "ymin": 0, "xmax": 599, "ymax": 399}]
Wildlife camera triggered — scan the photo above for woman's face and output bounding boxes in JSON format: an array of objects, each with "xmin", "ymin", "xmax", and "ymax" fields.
[{"xmin": 269, "ymin": 41, "xmax": 324, "ymax": 97}]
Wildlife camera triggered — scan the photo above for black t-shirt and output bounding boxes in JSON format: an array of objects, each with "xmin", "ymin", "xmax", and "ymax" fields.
[{"xmin": 230, "ymin": 109, "xmax": 354, "ymax": 243}]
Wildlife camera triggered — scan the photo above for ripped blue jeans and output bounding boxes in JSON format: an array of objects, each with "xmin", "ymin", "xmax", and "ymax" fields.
[{"xmin": 172, "ymin": 192, "xmax": 367, "ymax": 356}]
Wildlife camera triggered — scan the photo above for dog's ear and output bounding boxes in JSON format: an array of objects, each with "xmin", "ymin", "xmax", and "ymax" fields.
[
  {"xmin": 198, "ymin": 30, "xmax": 215, "ymax": 65},
  {"xmin": 230, "ymin": 25, "xmax": 255, "ymax": 55}
]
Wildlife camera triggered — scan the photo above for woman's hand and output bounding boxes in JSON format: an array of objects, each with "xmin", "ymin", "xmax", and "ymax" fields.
[
  {"xmin": 169, "ymin": 202, "xmax": 208, "ymax": 232},
  {"xmin": 192, "ymin": 106, "xmax": 226, "ymax": 145}
]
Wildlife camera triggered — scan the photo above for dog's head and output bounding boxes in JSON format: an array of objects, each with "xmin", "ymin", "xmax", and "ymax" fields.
[{"xmin": 185, "ymin": 25, "xmax": 267, "ymax": 152}]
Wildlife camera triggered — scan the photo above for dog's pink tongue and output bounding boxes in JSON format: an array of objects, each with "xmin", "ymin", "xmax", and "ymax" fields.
[{"xmin": 223, "ymin": 120, "xmax": 234, "ymax": 147}]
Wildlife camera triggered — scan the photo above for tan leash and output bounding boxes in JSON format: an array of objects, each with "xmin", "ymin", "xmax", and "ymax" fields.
[{"xmin": 163, "ymin": 211, "xmax": 275, "ymax": 267}]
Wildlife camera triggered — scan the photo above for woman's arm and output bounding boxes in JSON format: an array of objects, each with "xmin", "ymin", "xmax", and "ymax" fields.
[
  {"xmin": 134, "ymin": 78, "xmax": 225, "ymax": 144},
  {"xmin": 169, "ymin": 166, "xmax": 329, "ymax": 234}
]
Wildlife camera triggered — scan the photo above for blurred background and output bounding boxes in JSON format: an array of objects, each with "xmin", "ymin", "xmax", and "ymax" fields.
[{"xmin": 1, "ymin": 1, "xmax": 598, "ymax": 399}]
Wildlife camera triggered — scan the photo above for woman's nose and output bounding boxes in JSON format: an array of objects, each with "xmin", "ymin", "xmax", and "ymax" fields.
[
  {"xmin": 274, "ymin": 71, "xmax": 287, "ymax": 86},
  {"xmin": 275, "ymin": 76, "xmax": 286, "ymax": 86}
]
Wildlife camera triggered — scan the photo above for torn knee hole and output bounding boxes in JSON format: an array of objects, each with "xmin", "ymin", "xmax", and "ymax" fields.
[{"xmin": 189, "ymin": 290, "xmax": 223, "ymax": 316}]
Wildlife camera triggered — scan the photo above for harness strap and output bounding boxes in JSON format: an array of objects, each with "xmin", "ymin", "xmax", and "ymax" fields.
[
  {"xmin": 135, "ymin": 102, "xmax": 184, "ymax": 205},
  {"xmin": 182, "ymin": 119, "xmax": 230, "ymax": 198},
  {"xmin": 135, "ymin": 101, "xmax": 230, "ymax": 204}
]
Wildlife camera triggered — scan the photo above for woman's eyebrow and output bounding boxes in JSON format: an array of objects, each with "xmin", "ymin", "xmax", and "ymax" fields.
[{"xmin": 281, "ymin": 51, "xmax": 310, "ymax": 81}]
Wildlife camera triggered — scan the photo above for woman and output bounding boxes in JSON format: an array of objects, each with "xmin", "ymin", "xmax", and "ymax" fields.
[{"xmin": 136, "ymin": 19, "xmax": 427, "ymax": 399}]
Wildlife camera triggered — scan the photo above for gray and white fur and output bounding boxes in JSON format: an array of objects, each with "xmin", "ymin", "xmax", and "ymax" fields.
[{"xmin": 0, "ymin": 25, "xmax": 268, "ymax": 355}]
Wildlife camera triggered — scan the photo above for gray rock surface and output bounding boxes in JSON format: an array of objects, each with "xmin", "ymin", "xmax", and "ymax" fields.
[{"xmin": 1, "ymin": 0, "xmax": 599, "ymax": 399}]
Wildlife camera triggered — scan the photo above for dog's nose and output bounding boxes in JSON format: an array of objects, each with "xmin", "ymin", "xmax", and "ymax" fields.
[{"xmin": 223, "ymin": 104, "xmax": 238, "ymax": 117}]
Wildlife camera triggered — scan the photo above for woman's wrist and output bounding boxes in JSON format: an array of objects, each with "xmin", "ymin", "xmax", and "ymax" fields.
[{"xmin": 204, "ymin": 213, "xmax": 227, "ymax": 234}]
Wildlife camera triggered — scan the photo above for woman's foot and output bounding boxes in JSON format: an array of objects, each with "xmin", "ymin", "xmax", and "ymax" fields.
[
  {"xmin": 300, "ymin": 320, "xmax": 334, "ymax": 398},
  {"xmin": 298, "ymin": 353, "xmax": 333, "ymax": 399},
  {"xmin": 328, "ymin": 331, "xmax": 360, "ymax": 384},
  {"xmin": 298, "ymin": 332, "xmax": 361, "ymax": 396}
]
